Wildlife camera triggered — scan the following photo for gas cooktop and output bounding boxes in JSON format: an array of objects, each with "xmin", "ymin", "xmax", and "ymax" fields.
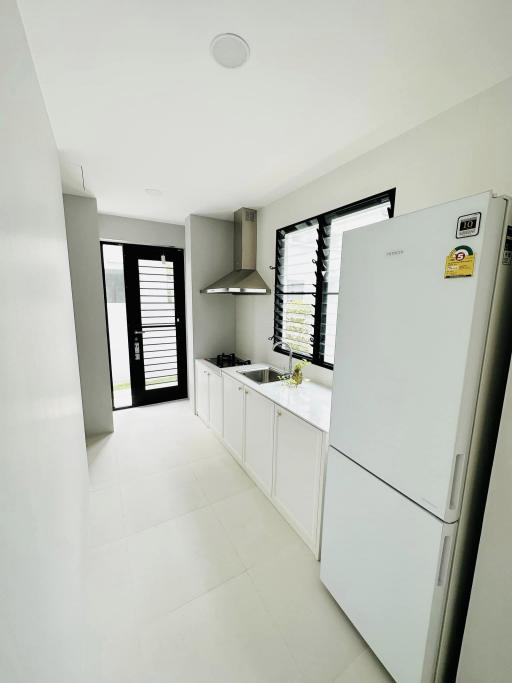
[{"xmin": 206, "ymin": 353, "xmax": 251, "ymax": 368}]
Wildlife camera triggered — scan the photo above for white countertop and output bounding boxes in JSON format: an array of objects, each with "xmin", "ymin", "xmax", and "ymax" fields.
[{"xmin": 221, "ymin": 363, "xmax": 331, "ymax": 433}]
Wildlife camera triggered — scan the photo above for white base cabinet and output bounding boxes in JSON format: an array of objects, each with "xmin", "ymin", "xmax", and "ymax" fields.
[
  {"xmin": 195, "ymin": 360, "xmax": 223, "ymax": 436},
  {"xmin": 196, "ymin": 362, "xmax": 210, "ymax": 424},
  {"xmin": 244, "ymin": 387, "xmax": 274, "ymax": 496},
  {"xmin": 222, "ymin": 373, "xmax": 244, "ymax": 462},
  {"xmin": 195, "ymin": 360, "xmax": 328, "ymax": 557},
  {"xmin": 273, "ymin": 407, "xmax": 325, "ymax": 554},
  {"xmin": 208, "ymin": 372, "xmax": 223, "ymax": 435}
]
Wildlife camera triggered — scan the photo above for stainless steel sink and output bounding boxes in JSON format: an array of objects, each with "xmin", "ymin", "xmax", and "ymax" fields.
[{"xmin": 238, "ymin": 367, "xmax": 284, "ymax": 384}]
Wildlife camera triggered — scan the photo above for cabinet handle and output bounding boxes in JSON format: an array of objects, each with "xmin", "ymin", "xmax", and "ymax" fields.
[
  {"xmin": 277, "ymin": 410, "xmax": 282, "ymax": 417},
  {"xmin": 238, "ymin": 386, "xmax": 242, "ymax": 391},
  {"xmin": 245, "ymin": 390, "xmax": 248, "ymax": 395}
]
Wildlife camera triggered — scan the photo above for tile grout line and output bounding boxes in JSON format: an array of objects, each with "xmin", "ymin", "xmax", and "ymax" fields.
[
  {"xmin": 188, "ymin": 444, "xmax": 256, "ymax": 507},
  {"xmin": 86, "ymin": 405, "xmax": 373, "ymax": 683},
  {"xmin": 88, "ymin": 460, "xmax": 256, "ymax": 551},
  {"xmin": 135, "ymin": 569, "xmax": 254, "ymax": 636},
  {"xmin": 88, "ymin": 495, "xmax": 212, "ymax": 551},
  {"xmin": 207, "ymin": 493, "xmax": 252, "ymax": 572},
  {"xmin": 244, "ymin": 566, "xmax": 309, "ymax": 682},
  {"xmin": 87, "ymin": 422, "xmax": 232, "ymax": 548},
  {"xmin": 88, "ymin": 452, "xmax": 213, "ymax": 493},
  {"xmin": 86, "ymin": 405, "xmax": 256, "ymax": 676},
  {"xmin": 90, "ymin": 406, "xmax": 319, "ymax": 679}
]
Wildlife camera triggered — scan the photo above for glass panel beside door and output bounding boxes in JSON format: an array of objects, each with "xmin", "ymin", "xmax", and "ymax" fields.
[{"xmin": 102, "ymin": 242, "xmax": 188, "ymax": 408}]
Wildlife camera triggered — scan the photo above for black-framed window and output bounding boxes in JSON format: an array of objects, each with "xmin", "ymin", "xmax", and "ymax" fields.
[{"xmin": 273, "ymin": 189, "xmax": 395, "ymax": 369}]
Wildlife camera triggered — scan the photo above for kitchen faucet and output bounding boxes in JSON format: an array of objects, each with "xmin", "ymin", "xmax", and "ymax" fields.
[{"xmin": 272, "ymin": 339, "xmax": 293, "ymax": 376}]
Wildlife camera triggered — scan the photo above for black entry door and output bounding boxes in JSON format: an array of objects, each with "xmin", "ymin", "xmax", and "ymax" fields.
[{"xmin": 123, "ymin": 244, "xmax": 188, "ymax": 406}]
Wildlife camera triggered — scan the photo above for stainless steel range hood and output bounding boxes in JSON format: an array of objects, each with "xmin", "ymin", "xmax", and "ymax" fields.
[{"xmin": 200, "ymin": 208, "xmax": 270, "ymax": 295}]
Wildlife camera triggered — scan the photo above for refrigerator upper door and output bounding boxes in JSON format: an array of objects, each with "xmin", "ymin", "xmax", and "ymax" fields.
[
  {"xmin": 329, "ymin": 192, "xmax": 506, "ymax": 521},
  {"xmin": 320, "ymin": 448, "xmax": 457, "ymax": 683}
]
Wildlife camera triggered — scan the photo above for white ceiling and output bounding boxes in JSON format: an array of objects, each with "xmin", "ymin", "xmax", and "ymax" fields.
[{"xmin": 18, "ymin": 0, "xmax": 512, "ymax": 224}]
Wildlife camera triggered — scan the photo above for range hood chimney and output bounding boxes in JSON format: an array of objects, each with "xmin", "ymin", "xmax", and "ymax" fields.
[{"xmin": 200, "ymin": 208, "xmax": 270, "ymax": 295}]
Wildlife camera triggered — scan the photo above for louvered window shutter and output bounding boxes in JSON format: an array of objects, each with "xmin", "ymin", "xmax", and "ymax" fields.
[{"xmin": 273, "ymin": 189, "xmax": 395, "ymax": 370}]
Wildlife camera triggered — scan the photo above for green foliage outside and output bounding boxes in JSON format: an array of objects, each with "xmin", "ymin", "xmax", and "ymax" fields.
[{"xmin": 283, "ymin": 299, "xmax": 313, "ymax": 355}]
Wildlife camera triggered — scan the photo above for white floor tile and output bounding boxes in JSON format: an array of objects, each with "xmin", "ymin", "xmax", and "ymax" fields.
[
  {"xmin": 88, "ymin": 485, "xmax": 126, "ymax": 548},
  {"xmin": 121, "ymin": 464, "xmax": 207, "ymax": 534},
  {"xmin": 117, "ymin": 435, "xmax": 189, "ymax": 482},
  {"xmin": 213, "ymin": 487, "xmax": 304, "ymax": 568},
  {"xmin": 86, "ymin": 540, "xmax": 136, "ymax": 640},
  {"xmin": 87, "ymin": 433, "xmax": 119, "ymax": 490},
  {"xmin": 140, "ymin": 574, "xmax": 304, "ymax": 683},
  {"xmin": 249, "ymin": 544, "xmax": 367, "ymax": 683},
  {"xmin": 112, "ymin": 403, "xmax": 203, "ymax": 481},
  {"xmin": 127, "ymin": 507, "xmax": 245, "ymax": 622},
  {"xmin": 89, "ymin": 630, "xmax": 145, "ymax": 683},
  {"xmin": 174, "ymin": 427, "xmax": 230, "ymax": 463},
  {"xmin": 333, "ymin": 649, "xmax": 393, "ymax": 683},
  {"xmin": 86, "ymin": 401, "xmax": 377, "ymax": 683},
  {"xmin": 192, "ymin": 453, "xmax": 254, "ymax": 503}
]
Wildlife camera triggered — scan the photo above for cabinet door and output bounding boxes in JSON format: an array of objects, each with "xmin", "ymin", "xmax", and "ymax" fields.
[
  {"xmin": 209, "ymin": 372, "xmax": 223, "ymax": 437},
  {"xmin": 222, "ymin": 374, "xmax": 244, "ymax": 461},
  {"xmin": 244, "ymin": 388, "xmax": 274, "ymax": 495},
  {"xmin": 196, "ymin": 362, "xmax": 210, "ymax": 424},
  {"xmin": 274, "ymin": 407, "xmax": 323, "ymax": 548}
]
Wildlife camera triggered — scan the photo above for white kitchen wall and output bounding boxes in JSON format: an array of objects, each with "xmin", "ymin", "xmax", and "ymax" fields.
[
  {"xmin": 236, "ymin": 76, "xmax": 512, "ymax": 386},
  {"xmin": 185, "ymin": 215, "xmax": 235, "ymax": 407},
  {"xmin": 0, "ymin": 2, "xmax": 88, "ymax": 681},
  {"xmin": 98, "ymin": 213, "xmax": 184, "ymax": 248},
  {"xmin": 64, "ymin": 195, "xmax": 114, "ymax": 435}
]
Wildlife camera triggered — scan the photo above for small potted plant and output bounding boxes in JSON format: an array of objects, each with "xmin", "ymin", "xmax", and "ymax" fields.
[{"xmin": 280, "ymin": 359, "xmax": 310, "ymax": 387}]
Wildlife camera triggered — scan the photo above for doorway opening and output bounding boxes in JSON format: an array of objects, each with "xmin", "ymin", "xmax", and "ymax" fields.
[{"xmin": 101, "ymin": 242, "xmax": 188, "ymax": 409}]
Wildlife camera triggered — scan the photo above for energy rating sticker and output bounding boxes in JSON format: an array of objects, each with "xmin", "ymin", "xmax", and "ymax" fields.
[{"xmin": 444, "ymin": 245, "xmax": 475, "ymax": 278}]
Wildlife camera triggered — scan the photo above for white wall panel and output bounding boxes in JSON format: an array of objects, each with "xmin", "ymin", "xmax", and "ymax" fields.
[
  {"xmin": 0, "ymin": 2, "xmax": 88, "ymax": 680},
  {"xmin": 64, "ymin": 195, "xmax": 114, "ymax": 435},
  {"xmin": 235, "ymin": 77, "xmax": 512, "ymax": 386}
]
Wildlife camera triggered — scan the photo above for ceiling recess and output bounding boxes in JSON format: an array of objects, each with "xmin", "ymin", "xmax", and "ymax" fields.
[{"xmin": 210, "ymin": 33, "xmax": 250, "ymax": 69}]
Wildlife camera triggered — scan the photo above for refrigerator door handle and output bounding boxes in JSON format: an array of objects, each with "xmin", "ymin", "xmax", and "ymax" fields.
[
  {"xmin": 437, "ymin": 535, "xmax": 452, "ymax": 587},
  {"xmin": 449, "ymin": 453, "xmax": 465, "ymax": 510}
]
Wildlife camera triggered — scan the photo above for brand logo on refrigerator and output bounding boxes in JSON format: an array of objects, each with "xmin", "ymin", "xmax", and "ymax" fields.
[{"xmin": 386, "ymin": 249, "xmax": 404, "ymax": 256}]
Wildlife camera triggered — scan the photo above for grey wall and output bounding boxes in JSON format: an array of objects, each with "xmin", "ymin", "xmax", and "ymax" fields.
[
  {"xmin": 98, "ymin": 213, "xmax": 184, "ymax": 248},
  {"xmin": 235, "ymin": 76, "xmax": 512, "ymax": 386},
  {"xmin": 64, "ymin": 195, "xmax": 114, "ymax": 435},
  {"xmin": 0, "ymin": 2, "xmax": 88, "ymax": 681},
  {"xmin": 457, "ymin": 360, "xmax": 512, "ymax": 682},
  {"xmin": 185, "ymin": 215, "xmax": 235, "ymax": 407}
]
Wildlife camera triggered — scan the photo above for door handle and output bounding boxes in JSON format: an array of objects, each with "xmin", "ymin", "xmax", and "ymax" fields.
[{"xmin": 437, "ymin": 535, "xmax": 452, "ymax": 586}]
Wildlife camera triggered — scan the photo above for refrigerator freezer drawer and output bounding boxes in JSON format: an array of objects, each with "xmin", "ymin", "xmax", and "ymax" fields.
[{"xmin": 320, "ymin": 448, "xmax": 456, "ymax": 683}]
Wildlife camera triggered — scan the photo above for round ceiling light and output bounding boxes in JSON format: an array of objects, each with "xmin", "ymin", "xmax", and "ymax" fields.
[{"xmin": 210, "ymin": 33, "xmax": 250, "ymax": 69}]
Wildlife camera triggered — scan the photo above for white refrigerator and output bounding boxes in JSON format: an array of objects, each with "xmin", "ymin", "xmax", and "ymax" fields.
[{"xmin": 320, "ymin": 192, "xmax": 512, "ymax": 683}]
